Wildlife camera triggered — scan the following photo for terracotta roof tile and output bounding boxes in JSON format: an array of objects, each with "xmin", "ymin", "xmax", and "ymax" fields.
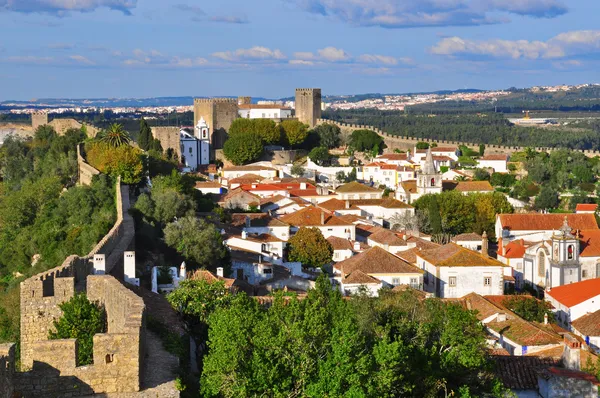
[
  {"xmin": 368, "ymin": 229, "xmax": 407, "ymax": 246},
  {"xmin": 342, "ymin": 270, "xmax": 382, "ymax": 285},
  {"xmin": 377, "ymin": 153, "xmax": 409, "ymax": 161},
  {"xmin": 571, "ymin": 310, "xmax": 600, "ymax": 336},
  {"xmin": 418, "ymin": 243, "xmax": 504, "ymax": 267},
  {"xmin": 492, "ymin": 356, "xmax": 559, "ymax": 390},
  {"xmin": 336, "ymin": 181, "xmax": 383, "ymax": 193},
  {"xmin": 195, "ymin": 181, "xmax": 221, "ymax": 188},
  {"xmin": 452, "ymin": 232, "xmax": 483, "ymax": 242},
  {"xmin": 546, "ymin": 278, "xmax": 600, "ymax": 307},
  {"xmin": 224, "ymin": 165, "xmax": 276, "ymax": 172},
  {"xmin": 578, "ymin": 229, "xmax": 600, "ymax": 257},
  {"xmin": 502, "ymin": 239, "xmax": 528, "ymax": 258},
  {"xmin": 480, "ymin": 154, "xmax": 509, "ymax": 161},
  {"xmin": 498, "ymin": 213, "xmax": 599, "ymax": 232},
  {"xmin": 279, "ymin": 206, "xmax": 353, "ymax": 227},
  {"xmin": 576, "ymin": 204, "xmax": 598, "ymax": 212},
  {"xmin": 334, "ymin": 246, "xmax": 424, "ymax": 276},
  {"xmin": 231, "ymin": 213, "xmax": 289, "ymax": 228},
  {"xmin": 541, "ymin": 367, "xmax": 600, "ymax": 385},
  {"xmin": 453, "ymin": 181, "xmax": 494, "ymax": 192},
  {"xmin": 228, "ymin": 174, "xmax": 264, "ymax": 184},
  {"xmin": 327, "ymin": 236, "xmax": 354, "ymax": 251},
  {"xmin": 401, "ymin": 180, "xmax": 417, "ymax": 193},
  {"xmin": 395, "ymin": 248, "xmax": 419, "ymax": 264}
]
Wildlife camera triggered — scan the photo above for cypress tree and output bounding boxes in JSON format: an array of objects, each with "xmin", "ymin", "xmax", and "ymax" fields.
[{"xmin": 138, "ymin": 118, "xmax": 152, "ymax": 150}]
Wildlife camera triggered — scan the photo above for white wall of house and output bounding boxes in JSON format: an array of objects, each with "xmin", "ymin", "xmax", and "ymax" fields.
[
  {"xmin": 419, "ymin": 257, "xmax": 504, "ymax": 298},
  {"xmin": 454, "ymin": 240, "xmax": 482, "ymax": 252},
  {"xmin": 290, "ymin": 225, "xmax": 356, "ymax": 241},
  {"xmin": 580, "ymin": 256, "xmax": 600, "ymax": 280},
  {"xmin": 238, "ymin": 108, "xmax": 292, "ymax": 119},
  {"xmin": 195, "ymin": 186, "xmax": 223, "ymax": 194},
  {"xmin": 374, "ymin": 273, "xmax": 423, "ymax": 289},
  {"xmin": 333, "ymin": 249, "xmax": 354, "ymax": 262},
  {"xmin": 367, "ymin": 239, "xmax": 407, "ymax": 254},
  {"xmin": 356, "ymin": 206, "xmax": 414, "ymax": 220},
  {"xmin": 336, "ymin": 191, "xmax": 384, "ymax": 200},
  {"xmin": 237, "ymin": 225, "xmax": 290, "ymax": 241},
  {"xmin": 222, "ymin": 168, "xmax": 278, "ymax": 179},
  {"xmin": 478, "ymin": 159, "xmax": 508, "ymax": 173},
  {"xmin": 546, "ymin": 293, "xmax": 600, "ymax": 328},
  {"xmin": 340, "ymin": 282, "xmax": 381, "ymax": 296},
  {"xmin": 231, "ymin": 261, "xmax": 274, "ymax": 285},
  {"xmin": 226, "ymin": 236, "xmax": 286, "ymax": 258},
  {"xmin": 571, "ymin": 328, "xmax": 600, "ymax": 353}
]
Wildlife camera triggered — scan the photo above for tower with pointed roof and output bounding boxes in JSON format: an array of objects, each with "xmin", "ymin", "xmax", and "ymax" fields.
[
  {"xmin": 416, "ymin": 147, "xmax": 442, "ymax": 196},
  {"xmin": 195, "ymin": 117, "xmax": 210, "ymax": 165},
  {"xmin": 549, "ymin": 216, "xmax": 581, "ymax": 288}
]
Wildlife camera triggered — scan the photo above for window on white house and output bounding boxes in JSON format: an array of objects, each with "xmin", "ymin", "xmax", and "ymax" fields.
[
  {"xmin": 583, "ymin": 270, "xmax": 588, "ymax": 278},
  {"xmin": 484, "ymin": 277, "xmax": 492, "ymax": 286},
  {"xmin": 392, "ymin": 278, "xmax": 400, "ymax": 285},
  {"xmin": 449, "ymin": 276, "xmax": 457, "ymax": 287},
  {"xmin": 517, "ymin": 262, "xmax": 523, "ymax": 270},
  {"xmin": 410, "ymin": 278, "xmax": 419, "ymax": 289}
]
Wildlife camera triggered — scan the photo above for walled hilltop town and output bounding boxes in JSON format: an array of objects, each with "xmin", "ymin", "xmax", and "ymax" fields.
[{"xmin": 1, "ymin": 85, "xmax": 600, "ymax": 398}]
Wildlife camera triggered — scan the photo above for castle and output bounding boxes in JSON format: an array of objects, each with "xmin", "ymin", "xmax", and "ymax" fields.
[
  {"xmin": 295, "ymin": 88, "xmax": 322, "ymax": 128},
  {"xmin": 0, "ymin": 154, "xmax": 151, "ymax": 397}
]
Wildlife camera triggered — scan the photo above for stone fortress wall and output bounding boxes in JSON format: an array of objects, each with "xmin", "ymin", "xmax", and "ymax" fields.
[
  {"xmin": 0, "ymin": 152, "xmax": 141, "ymax": 397},
  {"xmin": 31, "ymin": 112, "xmax": 48, "ymax": 130},
  {"xmin": 193, "ymin": 98, "xmax": 239, "ymax": 150},
  {"xmin": 317, "ymin": 119, "xmax": 600, "ymax": 157},
  {"xmin": 151, "ymin": 126, "xmax": 181, "ymax": 158},
  {"xmin": 77, "ymin": 143, "xmax": 101, "ymax": 186},
  {"xmin": 0, "ymin": 344, "xmax": 15, "ymax": 398}
]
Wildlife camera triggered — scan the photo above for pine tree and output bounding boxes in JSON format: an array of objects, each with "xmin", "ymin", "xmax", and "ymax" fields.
[{"xmin": 138, "ymin": 118, "xmax": 152, "ymax": 150}]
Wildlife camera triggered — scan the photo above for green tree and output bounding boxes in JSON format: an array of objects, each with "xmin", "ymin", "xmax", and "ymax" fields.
[
  {"xmin": 479, "ymin": 144, "xmax": 485, "ymax": 156},
  {"xmin": 223, "ymin": 132, "xmax": 264, "ymax": 165},
  {"xmin": 473, "ymin": 168, "xmax": 491, "ymax": 181},
  {"xmin": 287, "ymin": 227, "xmax": 333, "ymax": 268},
  {"xmin": 290, "ymin": 163, "xmax": 305, "ymax": 178},
  {"xmin": 138, "ymin": 118, "xmax": 153, "ymax": 151},
  {"xmin": 281, "ymin": 119, "xmax": 309, "ymax": 147},
  {"xmin": 49, "ymin": 293, "xmax": 106, "ymax": 366},
  {"xmin": 98, "ymin": 123, "xmax": 131, "ymax": 147},
  {"xmin": 308, "ymin": 146, "xmax": 330, "ymax": 166},
  {"xmin": 534, "ymin": 186, "xmax": 559, "ymax": 210},
  {"xmin": 229, "ymin": 118, "xmax": 281, "ymax": 145},
  {"xmin": 349, "ymin": 129, "xmax": 385, "ymax": 153},
  {"xmin": 314, "ymin": 123, "xmax": 341, "ymax": 149},
  {"xmin": 164, "ymin": 216, "xmax": 229, "ymax": 271},
  {"xmin": 503, "ymin": 296, "xmax": 555, "ymax": 323},
  {"xmin": 85, "ymin": 142, "xmax": 144, "ymax": 184},
  {"xmin": 428, "ymin": 197, "xmax": 443, "ymax": 234}
]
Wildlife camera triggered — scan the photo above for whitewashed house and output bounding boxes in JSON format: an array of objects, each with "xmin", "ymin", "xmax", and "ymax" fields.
[
  {"xmin": 279, "ymin": 206, "xmax": 356, "ymax": 240},
  {"xmin": 416, "ymin": 243, "xmax": 505, "ymax": 298},
  {"xmin": 478, "ymin": 154, "xmax": 509, "ymax": 173},
  {"xmin": 545, "ymin": 278, "xmax": 600, "ymax": 330}
]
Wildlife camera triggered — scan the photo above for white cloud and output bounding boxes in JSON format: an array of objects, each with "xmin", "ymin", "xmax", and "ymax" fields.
[
  {"xmin": 0, "ymin": 0, "xmax": 138, "ymax": 15},
  {"xmin": 357, "ymin": 54, "xmax": 398, "ymax": 65},
  {"xmin": 317, "ymin": 47, "xmax": 350, "ymax": 62},
  {"xmin": 4, "ymin": 56, "xmax": 54, "ymax": 64},
  {"xmin": 69, "ymin": 55, "xmax": 95, "ymax": 65},
  {"xmin": 210, "ymin": 15, "xmax": 249, "ymax": 24},
  {"xmin": 289, "ymin": 59, "xmax": 314, "ymax": 66},
  {"xmin": 430, "ymin": 30, "xmax": 600, "ymax": 60},
  {"xmin": 289, "ymin": 0, "xmax": 567, "ymax": 28},
  {"xmin": 122, "ymin": 49, "xmax": 209, "ymax": 68},
  {"xmin": 211, "ymin": 46, "xmax": 286, "ymax": 62}
]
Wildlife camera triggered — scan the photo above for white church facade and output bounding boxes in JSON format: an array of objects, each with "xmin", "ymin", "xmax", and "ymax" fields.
[{"xmin": 180, "ymin": 117, "xmax": 211, "ymax": 171}]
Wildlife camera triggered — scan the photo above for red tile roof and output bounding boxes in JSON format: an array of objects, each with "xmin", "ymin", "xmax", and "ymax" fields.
[
  {"xmin": 571, "ymin": 309, "xmax": 600, "ymax": 336},
  {"xmin": 336, "ymin": 181, "xmax": 383, "ymax": 193},
  {"xmin": 342, "ymin": 270, "xmax": 382, "ymax": 285},
  {"xmin": 230, "ymin": 213, "xmax": 289, "ymax": 228},
  {"xmin": 453, "ymin": 181, "xmax": 494, "ymax": 192},
  {"xmin": 480, "ymin": 154, "xmax": 509, "ymax": 161},
  {"xmin": 498, "ymin": 213, "xmax": 599, "ymax": 232},
  {"xmin": 334, "ymin": 246, "xmax": 423, "ymax": 276},
  {"xmin": 492, "ymin": 356, "xmax": 559, "ymax": 390},
  {"xmin": 195, "ymin": 181, "xmax": 222, "ymax": 188},
  {"xmin": 279, "ymin": 206, "xmax": 353, "ymax": 227},
  {"xmin": 576, "ymin": 204, "xmax": 598, "ymax": 212},
  {"xmin": 377, "ymin": 153, "xmax": 409, "ymax": 161},
  {"xmin": 546, "ymin": 278, "xmax": 600, "ymax": 307},
  {"xmin": 418, "ymin": 243, "xmax": 505, "ymax": 267},
  {"xmin": 502, "ymin": 239, "xmax": 528, "ymax": 258},
  {"xmin": 542, "ymin": 367, "xmax": 600, "ymax": 385},
  {"xmin": 578, "ymin": 229, "xmax": 600, "ymax": 257},
  {"xmin": 368, "ymin": 229, "xmax": 407, "ymax": 246},
  {"xmin": 452, "ymin": 232, "xmax": 482, "ymax": 242},
  {"xmin": 327, "ymin": 236, "xmax": 354, "ymax": 251}
]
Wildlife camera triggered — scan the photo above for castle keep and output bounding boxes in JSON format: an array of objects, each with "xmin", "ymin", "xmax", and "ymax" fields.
[
  {"xmin": 295, "ymin": 88, "xmax": 322, "ymax": 128},
  {"xmin": 193, "ymin": 98, "xmax": 239, "ymax": 149}
]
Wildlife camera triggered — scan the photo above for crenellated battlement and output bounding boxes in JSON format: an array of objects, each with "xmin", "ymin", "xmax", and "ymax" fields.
[{"xmin": 194, "ymin": 97, "xmax": 238, "ymax": 104}]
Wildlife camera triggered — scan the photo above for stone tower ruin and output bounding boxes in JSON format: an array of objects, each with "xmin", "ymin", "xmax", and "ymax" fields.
[
  {"xmin": 31, "ymin": 112, "xmax": 48, "ymax": 130},
  {"xmin": 295, "ymin": 88, "xmax": 322, "ymax": 128},
  {"xmin": 193, "ymin": 98, "xmax": 239, "ymax": 150},
  {"xmin": 237, "ymin": 96, "xmax": 252, "ymax": 105}
]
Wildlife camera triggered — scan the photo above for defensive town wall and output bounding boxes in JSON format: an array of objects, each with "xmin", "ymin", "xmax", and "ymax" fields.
[
  {"xmin": 151, "ymin": 126, "xmax": 181, "ymax": 158},
  {"xmin": 9, "ymin": 165, "xmax": 140, "ymax": 397},
  {"xmin": 77, "ymin": 143, "xmax": 101, "ymax": 186},
  {"xmin": 316, "ymin": 119, "xmax": 600, "ymax": 158}
]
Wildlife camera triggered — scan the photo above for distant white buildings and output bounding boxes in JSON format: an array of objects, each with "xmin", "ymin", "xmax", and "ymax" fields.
[{"xmin": 238, "ymin": 104, "xmax": 293, "ymax": 120}]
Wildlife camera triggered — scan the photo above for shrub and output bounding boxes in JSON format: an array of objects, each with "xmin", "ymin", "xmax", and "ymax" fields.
[{"xmin": 49, "ymin": 293, "xmax": 105, "ymax": 366}]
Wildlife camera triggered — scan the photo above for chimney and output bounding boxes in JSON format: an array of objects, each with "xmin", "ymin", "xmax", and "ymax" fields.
[
  {"xmin": 496, "ymin": 312, "xmax": 507, "ymax": 322},
  {"xmin": 300, "ymin": 182, "xmax": 307, "ymax": 190},
  {"xmin": 353, "ymin": 241, "xmax": 361, "ymax": 251},
  {"xmin": 245, "ymin": 216, "xmax": 251, "ymax": 228},
  {"xmin": 216, "ymin": 267, "xmax": 224, "ymax": 277},
  {"xmin": 321, "ymin": 211, "xmax": 325, "ymax": 225},
  {"xmin": 482, "ymin": 231, "xmax": 488, "ymax": 255},
  {"xmin": 562, "ymin": 335, "xmax": 581, "ymax": 370},
  {"xmin": 345, "ymin": 200, "xmax": 350, "ymax": 209},
  {"xmin": 242, "ymin": 230, "xmax": 247, "ymax": 239},
  {"xmin": 544, "ymin": 312, "xmax": 548, "ymax": 325}
]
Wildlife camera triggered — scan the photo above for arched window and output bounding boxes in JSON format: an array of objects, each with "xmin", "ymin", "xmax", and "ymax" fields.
[
  {"xmin": 538, "ymin": 251, "xmax": 546, "ymax": 278},
  {"xmin": 568, "ymin": 245, "xmax": 574, "ymax": 260},
  {"xmin": 430, "ymin": 178, "xmax": 435, "ymax": 187}
]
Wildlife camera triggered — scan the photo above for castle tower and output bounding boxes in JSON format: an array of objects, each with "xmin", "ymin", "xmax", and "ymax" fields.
[
  {"xmin": 417, "ymin": 147, "xmax": 442, "ymax": 195},
  {"xmin": 295, "ymin": 88, "xmax": 322, "ymax": 128},
  {"xmin": 31, "ymin": 112, "xmax": 48, "ymax": 130},
  {"xmin": 549, "ymin": 217, "xmax": 581, "ymax": 288},
  {"xmin": 193, "ymin": 98, "xmax": 239, "ymax": 151},
  {"xmin": 238, "ymin": 96, "xmax": 252, "ymax": 105}
]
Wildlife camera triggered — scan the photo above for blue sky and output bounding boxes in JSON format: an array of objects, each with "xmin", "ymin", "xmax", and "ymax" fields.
[{"xmin": 1, "ymin": 0, "xmax": 599, "ymax": 100}]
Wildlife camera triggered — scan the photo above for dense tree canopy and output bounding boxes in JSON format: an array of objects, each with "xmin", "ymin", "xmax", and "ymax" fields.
[
  {"xmin": 98, "ymin": 123, "xmax": 131, "ymax": 147},
  {"xmin": 414, "ymin": 192, "xmax": 513, "ymax": 237},
  {"xmin": 308, "ymin": 146, "xmax": 331, "ymax": 166},
  {"xmin": 229, "ymin": 118, "xmax": 282, "ymax": 145},
  {"xmin": 199, "ymin": 277, "xmax": 505, "ymax": 397},
  {"xmin": 314, "ymin": 123, "xmax": 341, "ymax": 149},
  {"xmin": 223, "ymin": 131, "xmax": 264, "ymax": 165},
  {"xmin": 287, "ymin": 227, "xmax": 333, "ymax": 268},
  {"xmin": 281, "ymin": 119, "xmax": 309, "ymax": 147},
  {"xmin": 349, "ymin": 129, "xmax": 385, "ymax": 154},
  {"xmin": 85, "ymin": 141, "xmax": 144, "ymax": 184}
]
